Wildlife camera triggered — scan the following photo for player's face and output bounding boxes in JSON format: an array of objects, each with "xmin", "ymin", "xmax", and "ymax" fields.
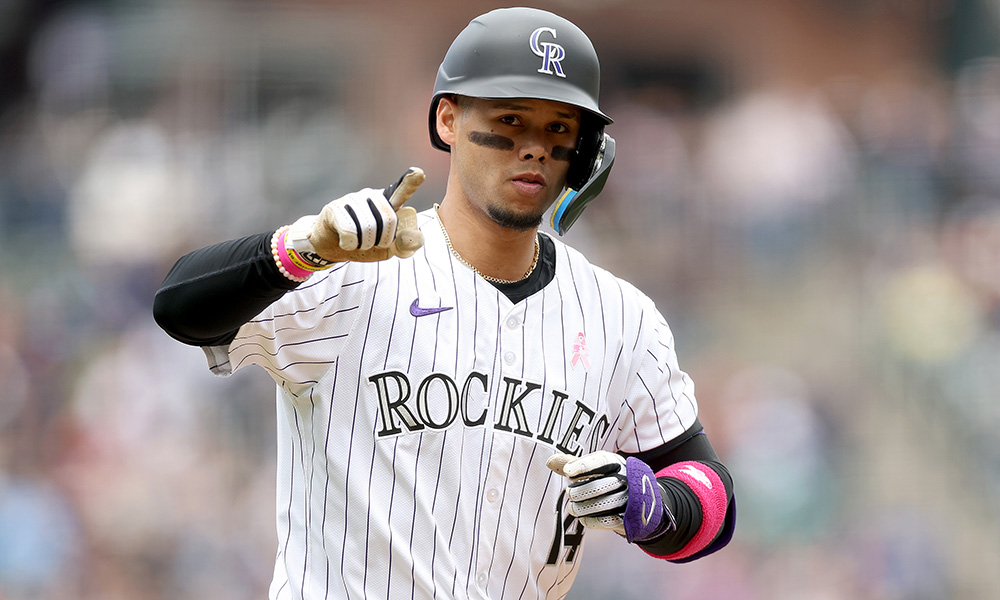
[{"xmin": 441, "ymin": 96, "xmax": 581, "ymax": 231}]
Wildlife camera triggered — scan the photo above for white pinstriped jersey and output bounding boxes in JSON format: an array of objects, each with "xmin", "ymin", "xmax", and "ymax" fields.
[{"xmin": 203, "ymin": 208, "xmax": 699, "ymax": 600}]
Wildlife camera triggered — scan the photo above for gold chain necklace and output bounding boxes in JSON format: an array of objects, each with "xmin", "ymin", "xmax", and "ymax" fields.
[{"xmin": 434, "ymin": 204, "xmax": 539, "ymax": 284}]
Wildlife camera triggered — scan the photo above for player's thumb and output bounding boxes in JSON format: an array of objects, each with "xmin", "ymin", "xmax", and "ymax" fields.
[{"xmin": 389, "ymin": 207, "xmax": 424, "ymax": 258}]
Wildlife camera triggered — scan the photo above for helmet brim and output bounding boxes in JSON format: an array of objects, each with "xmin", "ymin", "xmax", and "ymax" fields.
[{"xmin": 428, "ymin": 75, "xmax": 613, "ymax": 152}]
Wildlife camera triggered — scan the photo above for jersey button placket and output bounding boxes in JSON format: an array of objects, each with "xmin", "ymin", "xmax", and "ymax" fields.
[
  {"xmin": 501, "ymin": 309, "xmax": 523, "ymax": 368},
  {"xmin": 477, "ymin": 476, "xmax": 503, "ymax": 592},
  {"xmin": 478, "ymin": 308, "xmax": 524, "ymax": 594}
]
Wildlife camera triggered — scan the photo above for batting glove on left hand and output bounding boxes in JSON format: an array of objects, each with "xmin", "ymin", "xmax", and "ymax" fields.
[{"xmin": 547, "ymin": 451, "xmax": 676, "ymax": 544}]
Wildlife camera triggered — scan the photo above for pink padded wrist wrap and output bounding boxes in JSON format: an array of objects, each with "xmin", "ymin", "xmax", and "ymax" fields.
[
  {"xmin": 276, "ymin": 228, "xmax": 313, "ymax": 279},
  {"xmin": 651, "ymin": 461, "xmax": 727, "ymax": 561}
]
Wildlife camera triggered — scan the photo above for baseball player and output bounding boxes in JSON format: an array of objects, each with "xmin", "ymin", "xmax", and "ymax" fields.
[{"xmin": 154, "ymin": 7, "xmax": 735, "ymax": 600}]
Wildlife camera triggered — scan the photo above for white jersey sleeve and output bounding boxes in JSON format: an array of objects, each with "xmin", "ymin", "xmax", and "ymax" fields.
[
  {"xmin": 552, "ymin": 245, "xmax": 698, "ymax": 456},
  {"xmin": 613, "ymin": 294, "xmax": 698, "ymax": 454},
  {"xmin": 205, "ymin": 262, "xmax": 372, "ymax": 397}
]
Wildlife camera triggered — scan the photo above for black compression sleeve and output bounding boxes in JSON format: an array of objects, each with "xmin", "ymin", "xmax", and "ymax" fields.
[{"xmin": 153, "ymin": 232, "xmax": 301, "ymax": 347}]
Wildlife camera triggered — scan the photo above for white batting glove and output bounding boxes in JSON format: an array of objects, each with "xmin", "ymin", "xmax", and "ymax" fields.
[
  {"xmin": 548, "ymin": 451, "xmax": 628, "ymax": 534},
  {"xmin": 547, "ymin": 451, "xmax": 675, "ymax": 543},
  {"xmin": 317, "ymin": 187, "xmax": 398, "ymax": 251},
  {"xmin": 284, "ymin": 168, "xmax": 425, "ymax": 267}
]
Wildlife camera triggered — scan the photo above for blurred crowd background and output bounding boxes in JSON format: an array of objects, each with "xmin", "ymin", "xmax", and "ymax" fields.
[{"xmin": 1, "ymin": 0, "xmax": 998, "ymax": 598}]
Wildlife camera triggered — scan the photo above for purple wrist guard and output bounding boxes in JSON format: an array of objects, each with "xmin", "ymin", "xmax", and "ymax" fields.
[{"xmin": 623, "ymin": 457, "xmax": 674, "ymax": 543}]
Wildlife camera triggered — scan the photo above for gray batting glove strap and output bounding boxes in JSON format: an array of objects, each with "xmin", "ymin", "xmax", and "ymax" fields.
[{"xmin": 565, "ymin": 454, "xmax": 629, "ymax": 523}]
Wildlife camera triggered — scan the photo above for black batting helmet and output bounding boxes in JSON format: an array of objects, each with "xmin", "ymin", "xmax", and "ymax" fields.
[
  {"xmin": 429, "ymin": 7, "xmax": 612, "ymax": 150},
  {"xmin": 428, "ymin": 7, "xmax": 616, "ymax": 234}
]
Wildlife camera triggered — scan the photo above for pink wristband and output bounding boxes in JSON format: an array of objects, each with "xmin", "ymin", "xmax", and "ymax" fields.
[
  {"xmin": 271, "ymin": 227, "xmax": 312, "ymax": 282},
  {"xmin": 649, "ymin": 461, "xmax": 728, "ymax": 561}
]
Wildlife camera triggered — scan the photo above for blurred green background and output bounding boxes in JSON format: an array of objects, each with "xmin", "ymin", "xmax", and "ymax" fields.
[{"xmin": 1, "ymin": 0, "xmax": 998, "ymax": 598}]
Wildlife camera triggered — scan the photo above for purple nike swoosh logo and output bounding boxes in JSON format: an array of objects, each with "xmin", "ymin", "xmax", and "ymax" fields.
[{"xmin": 409, "ymin": 299, "xmax": 454, "ymax": 317}]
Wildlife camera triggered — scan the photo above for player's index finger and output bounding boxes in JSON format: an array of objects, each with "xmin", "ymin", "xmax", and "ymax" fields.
[{"xmin": 387, "ymin": 167, "xmax": 426, "ymax": 210}]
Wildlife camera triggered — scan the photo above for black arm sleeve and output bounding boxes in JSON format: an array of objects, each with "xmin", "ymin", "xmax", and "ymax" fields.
[
  {"xmin": 153, "ymin": 232, "xmax": 302, "ymax": 347},
  {"xmin": 624, "ymin": 419, "xmax": 736, "ymax": 560}
]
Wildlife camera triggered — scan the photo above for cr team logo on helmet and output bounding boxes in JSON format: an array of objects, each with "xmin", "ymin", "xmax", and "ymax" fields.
[{"xmin": 530, "ymin": 27, "xmax": 566, "ymax": 78}]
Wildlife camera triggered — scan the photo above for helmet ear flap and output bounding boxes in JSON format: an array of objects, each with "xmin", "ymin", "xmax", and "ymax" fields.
[
  {"xmin": 551, "ymin": 131, "xmax": 615, "ymax": 235},
  {"xmin": 566, "ymin": 112, "xmax": 604, "ymax": 190}
]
